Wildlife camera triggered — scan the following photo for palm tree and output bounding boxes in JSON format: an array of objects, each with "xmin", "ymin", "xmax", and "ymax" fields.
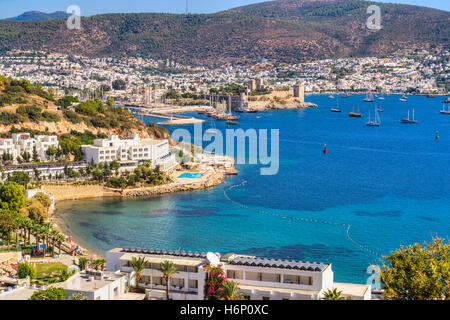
[
  {"xmin": 78, "ymin": 257, "xmax": 89, "ymax": 270},
  {"xmin": 92, "ymin": 258, "xmax": 106, "ymax": 271},
  {"xmin": 160, "ymin": 260, "xmax": 179, "ymax": 300},
  {"xmin": 130, "ymin": 257, "xmax": 147, "ymax": 289},
  {"xmin": 321, "ymin": 288, "xmax": 346, "ymax": 300},
  {"xmin": 50, "ymin": 229, "xmax": 61, "ymax": 255},
  {"xmin": 12, "ymin": 215, "xmax": 25, "ymax": 246},
  {"xmin": 23, "ymin": 218, "xmax": 33, "ymax": 245},
  {"xmin": 32, "ymin": 223, "xmax": 43, "ymax": 253},
  {"xmin": 41, "ymin": 223, "xmax": 52, "ymax": 257},
  {"xmin": 56, "ymin": 234, "xmax": 65, "ymax": 255},
  {"xmin": 221, "ymin": 281, "xmax": 245, "ymax": 300}
]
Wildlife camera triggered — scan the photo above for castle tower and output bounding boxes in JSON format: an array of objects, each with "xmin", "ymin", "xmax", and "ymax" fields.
[{"xmin": 293, "ymin": 84, "xmax": 305, "ymax": 103}]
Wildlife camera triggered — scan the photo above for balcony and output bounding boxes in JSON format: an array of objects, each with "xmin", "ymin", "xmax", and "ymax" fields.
[{"xmin": 141, "ymin": 283, "xmax": 198, "ymax": 295}]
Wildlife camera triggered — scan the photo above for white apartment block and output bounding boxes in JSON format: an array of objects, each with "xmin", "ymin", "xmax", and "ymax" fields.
[
  {"xmin": 0, "ymin": 133, "xmax": 58, "ymax": 163},
  {"xmin": 81, "ymin": 133, "xmax": 177, "ymax": 172},
  {"xmin": 1, "ymin": 162, "xmax": 88, "ymax": 182},
  {"xmin": 62, "ymin": 269, "xmax": 130, "ymax": 300},
  {"xmin": 106, "ymin": 247, "xmax": 371, "ymax": 301}
]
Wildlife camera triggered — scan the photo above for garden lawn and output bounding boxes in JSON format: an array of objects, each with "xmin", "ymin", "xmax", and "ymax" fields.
[{"xmin": 36, "ymin": 262, "xmax": 67, "ymax": 278}]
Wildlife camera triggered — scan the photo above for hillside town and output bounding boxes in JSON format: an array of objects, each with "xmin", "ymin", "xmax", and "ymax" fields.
[{"xmin": 0, "ymin": 49, "xmax": 448, "ymax": 104}]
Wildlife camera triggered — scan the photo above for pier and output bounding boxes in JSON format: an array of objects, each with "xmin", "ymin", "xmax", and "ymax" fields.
[{"xmin": 128, "ymin": 106, "xmax": 206, "ymax": 125}]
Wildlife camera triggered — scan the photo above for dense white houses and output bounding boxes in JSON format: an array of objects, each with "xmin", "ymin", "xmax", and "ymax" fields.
[
  {"xmin": 0, "ymin": 133, "xmax": 58, "ymax": 163},
  {"xmin": 81, "ymin": 133, "xmax": 177, "ymax": 172},
  {"xmin": 106, "ymin": 247, "xmax": 372, "ymax": 300}
]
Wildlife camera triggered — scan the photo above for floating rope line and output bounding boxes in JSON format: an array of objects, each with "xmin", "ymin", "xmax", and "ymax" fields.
[{"xmin": 224, "ymin": 179, "xmax": 385, "ymax": 258}]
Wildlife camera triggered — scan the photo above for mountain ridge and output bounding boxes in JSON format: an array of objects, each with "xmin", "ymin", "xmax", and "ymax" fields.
[
  {"xmin": 5, "ymin": 11, "xmax": 70, "ymax": 22},
  {"xmin": 0, "ymin": 0, "xmax": 448, "ymax": 66}
]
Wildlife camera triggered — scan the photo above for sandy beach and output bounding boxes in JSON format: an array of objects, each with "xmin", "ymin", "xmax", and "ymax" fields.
[{"xmin": 45, "ymin": 169, "xmax": 227, "ymax": 257}]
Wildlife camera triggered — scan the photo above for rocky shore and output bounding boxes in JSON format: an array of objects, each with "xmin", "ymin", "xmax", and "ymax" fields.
[
  {"xmin": 114, "ymin": 170, "xmax": 225, "ymax": 197},
  {"xmin": 42, "ymin": 170, "xmax": 225, "ymax": 202}
]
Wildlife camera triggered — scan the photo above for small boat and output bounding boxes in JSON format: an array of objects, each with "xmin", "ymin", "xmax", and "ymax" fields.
[
  {"xmin": 349, "ymin": 105, "xmax": 362, "ymax": 118},
  {"xmin": 440, "ymin": 104, "xmax": 450, "ymax": 114},
  {"xmin": 400, "ymin": 109, "xmax": 418, "ymax": 124},
  {"xmin": 426, "ymin": 94, "xmax": 435, "ymax": 98},
  {"xmin": 399, "ymin": 95, "xmax": 408, "ymax": 102},
  {"xmin": 342, "ymin": 93, "xmax": 352, "ymax": 98},
  {"xmin": 235, "ymin": 108, "xmax": 257, "ymax": 113},
  {"xmin": 205, "ymin": 128, "xmax": 219, "ymax": 135},
  {"xmin": 378, "ymin": 96, "xmax": 385, "ymax": 100},
  {"xmin": 377, "ymin": 106, "xmax": 384, "ymax": 112},
  {"xmin": 330, "ymin": 95, "xmax": 341, "ymax": 112},
  {"xmin": 443, "ymin": 97, "xmax": 450, "ymax": 104},
  {"xmin": 225, "ymin": 170, "xmax": 239, "ymax": 176},
  {"xmin": 366, "ymin": 108, "xmax": 381, "ymax": 126},
  {"xmin": 226, "ymin": 120, "xmax": 239, "ymax": 125},
  {"xmin": 329, "ymin": 95, "xmax": 335, "ymax": 99},
  {"xmin": 363, "ymin": 93, "xmax": 374, "ymax": 102}
]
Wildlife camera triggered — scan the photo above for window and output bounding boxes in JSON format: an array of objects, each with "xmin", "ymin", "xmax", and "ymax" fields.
[
  {"xmin": 299, "ymin": 276, "xmax": 313, "ymax": 286},
  {"xmin": 188, "ymin": 280, "xmax": 198, "ymax": 289},
  {"xmin": 262, "ymin": 296, "xmax": 270, "ymax": 301},
  {"xmin": 187, "ymin": 266, "xmax": 197, "ymax": 273}
]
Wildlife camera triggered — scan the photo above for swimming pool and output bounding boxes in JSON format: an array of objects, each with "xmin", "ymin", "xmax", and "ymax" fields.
[{"xmin": 178, "ymin": 172, "xmax": 204, "ymax": 179}]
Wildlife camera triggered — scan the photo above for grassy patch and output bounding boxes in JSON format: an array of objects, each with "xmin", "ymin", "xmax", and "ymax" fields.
[
  {"xmin": 32, "ymin": 262, "xmax": 69, "ymax": 285},
  {"xmin": 36, "ymin": 262, "xmax": 67, "ymax": 277}
]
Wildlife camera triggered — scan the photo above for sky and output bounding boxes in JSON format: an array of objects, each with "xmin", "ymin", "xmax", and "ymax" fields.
[{"xmin": 0, "ymin": 0, "xmax": 448, "ymax": 19}]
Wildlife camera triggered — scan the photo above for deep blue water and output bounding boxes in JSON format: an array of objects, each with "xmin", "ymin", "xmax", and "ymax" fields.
[{"xmin": 55, "ymin": 94, "xmax": 450, "ymax": 284}]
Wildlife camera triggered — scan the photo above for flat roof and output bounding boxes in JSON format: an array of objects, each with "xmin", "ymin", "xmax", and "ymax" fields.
[
  {"xmin": 62, "ymin": 271, "xmax": 126, "ymax": 293},
  {"xmin": 119, "ymin": 247, "xmax": 208, "ymax": 259},
  {"xmin": 119, "ymin": 253, "xmax": 203, "ymax": 267},
  {"xmin": 228, "ymin": 255, "xmax": 329, "ymax": 272},
  {"xmin": 333, "ymin": 282, "xmax": 370, "ymax": 297}
]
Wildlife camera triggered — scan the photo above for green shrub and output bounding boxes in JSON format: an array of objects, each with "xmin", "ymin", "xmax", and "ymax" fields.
[
  {"xmin": 41, "ymin": 111, "xmax": 60, "ymax": 122},
  {"xmin": 16, "ymin": 105, "xmax": 42, "ymax": 123},
  {"xmin": 63, "ymin": 110, "xmax": 82, "ymax": 124},
  {"xmin": 0, "ymin": 112, "xmax": 22, "ymax": 125},
  {"xmin": 17, "ymin": 263, "xmax": 37, "ymax": 279},
  {"xmin": 29, "ymin": 287, "xmax": 66, "ymax": 300},
  {"xmin": 108, "ymin": 177, "xmax": 128, "ymax": 189}
]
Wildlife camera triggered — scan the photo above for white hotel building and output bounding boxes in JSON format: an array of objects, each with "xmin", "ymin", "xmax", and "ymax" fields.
[
  {"xmin": 0, "ymin": 133, "xmax": 58, "ymax": 163},
  {"xmin": 106, "ymin": 247, "xmax": 371, "ymax": 300},
  {"xmin": 81, "ymin": 133, "xmax": 177, "ymax": 172}
]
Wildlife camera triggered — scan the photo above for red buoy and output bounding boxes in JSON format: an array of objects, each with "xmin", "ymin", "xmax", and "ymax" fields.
[{"xmin": 323, "ymin": 144, "xmax": 328, "ymax": 154}]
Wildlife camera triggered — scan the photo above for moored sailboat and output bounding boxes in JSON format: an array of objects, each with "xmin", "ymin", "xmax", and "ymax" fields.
[
  {"xmin": 400, "ymin": 108, "xmax": 419, "ymax": 124},
  {"xmin": 330, "ymin": 95, "xmax": 342, "ymax": 112},
  {"xmin": 349, "ymin": 105, "xmax": 362, "ymax": 117},
  {"xmin": 440, "ymin": 104, "xmax": 450, "ymax": 114},
  {"xmin": 366, "ymin": 108, "xmax": 381, "ymax": 126},
  {"xmin": 363, "ymin": 92, "xmax": 374, "ymax": 102}
]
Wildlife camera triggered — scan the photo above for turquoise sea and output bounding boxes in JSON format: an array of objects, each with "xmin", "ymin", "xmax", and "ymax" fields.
[{"xmin": 55, "ymin": 94, "xmax": 450, "ymax": 284}]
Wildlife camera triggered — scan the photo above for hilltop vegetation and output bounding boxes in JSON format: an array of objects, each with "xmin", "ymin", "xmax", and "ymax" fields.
[
  {"xmin": 0, "ymin": 0, "xmax": 448, "ymax": 66},
  {"xmin": 0, "ymin": 75, "xmax": 171, "ymax": 161}
]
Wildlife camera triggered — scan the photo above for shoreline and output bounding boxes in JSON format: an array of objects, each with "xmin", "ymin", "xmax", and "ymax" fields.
[{"xmin": 46, "ymin": 169, "xmax": 228, "ymax": 258}]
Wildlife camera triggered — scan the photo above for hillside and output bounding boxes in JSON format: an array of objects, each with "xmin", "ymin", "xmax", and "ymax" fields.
[
  {"xmin": 0, "ymin": 0, "xmax": 448, "ymax": 65},
  {"xmin": 0, "ymin": 76, "xmax": 170, "ymax": 142},
  {"xmin": 5, "ymin": 11, "xmax": 70, "ymax": 22}
]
